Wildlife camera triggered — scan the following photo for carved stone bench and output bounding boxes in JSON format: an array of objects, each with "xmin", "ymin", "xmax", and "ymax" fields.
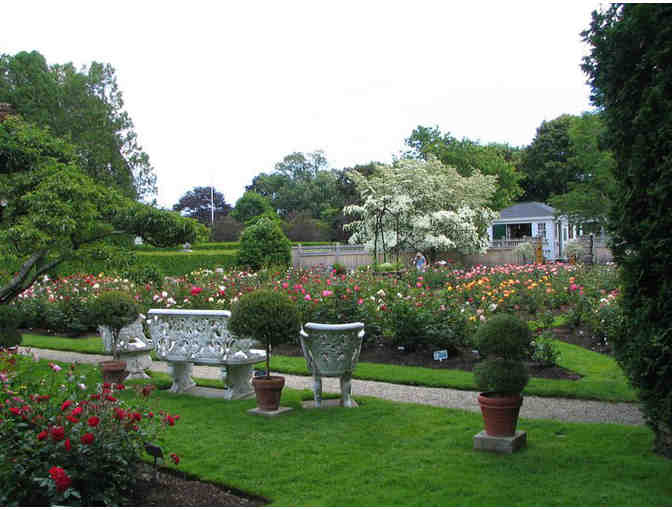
[
  {"xmin": 146, "ymin": 309, "xmax": 266, "ymax": 399},
  {"xmin": 98, "ymin": 318, "xmax": 154, "ymax": 380},
  {"xmin": 299, "ymin": 322, "xmax": 365, "ymax": 408}
]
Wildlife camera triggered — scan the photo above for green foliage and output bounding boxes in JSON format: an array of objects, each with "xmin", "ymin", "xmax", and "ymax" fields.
[
  {"xmin": 404, "ymin": 125, "xmax": 524, "ymax": 210},
  {"xmin": 229, "ymin": 289, "xmax": 300, "ymax": 375},
  {"xmin": 0, "ymin": 116, "xmax": 198, "ymax": 306},
  {"xmin": 237, "ymin": 217, "xmax": 291, "ymax": 270},
  {"xmin": 530, "ymin": 337, "xmax": 561, "ymax": 367},
  {"xmin": 0, "ymin": 356, "xmax": 180, "ymax": 506},
  {"xmin": 547, "ymin": 112, "xmax": 617, "ymax": 229},
  {"xmin": 211, "ymin": 215, "xmax": 244, "ymax": 242},
  {"xmin": 120, "ymin": 262, "xmax": 164, "ymax": 285},
  {"xmin": 0, "ymin": 51, "xmax": 156, "ymax": 200},
  {"xmin": 474, "ymin": 313, "xmax": 531, "ymax": 361},
  {"xmin": 91, "ymin": 291, "xmax": 138, "ymax": 358},
  {"xmin": 0, "ymin": 305, "xmax": 21, "ymax": 348},
  {"xmin": 171, "ymin": 186, "xmax": 231, "ymax": 226},
  {"xmin": 582, "ymin": 3, "xmax": 672, "ymax": 456},
  {"xmin": 230, "ymin": 191, "xmax": 275, "ymax": 224},
  {"xmin": 473, "ymin": 359, "xmax": 529, "ymax": 394}
]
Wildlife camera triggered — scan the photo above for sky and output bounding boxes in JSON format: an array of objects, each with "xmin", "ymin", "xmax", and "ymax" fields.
[{"xmin": 2, "ymin": 1, "xmax": 605, "ymax": 209}]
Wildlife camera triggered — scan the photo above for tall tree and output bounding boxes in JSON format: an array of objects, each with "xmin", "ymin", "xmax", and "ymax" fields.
[
  {"xmin": 582, "ymin": 3, "xmax": 672, "ymax": 457},
  {"xmin": 172, "ymin": 186, "xmax": 231, "ymax": 226},
  {"xmin": 404, "ymin": 125, "xmax": 523, "ymax": 210},
  {"xmin": 0, "ymin": 115, "xmax": 197, "ymax": 305},
  {"xmin": 344, "ymin": 157, "xmax": 497, "ymax": 262},
  {"xmin": 547, "ymin": 112, "xmax": 617, "ymax": 230},
  {"xmin": 0, "ymin": 51, "xmax": 156, "ymax": 200},
  {"xmin": 230, "ymin": 191, "xmax": 275, "ymax": 225}
]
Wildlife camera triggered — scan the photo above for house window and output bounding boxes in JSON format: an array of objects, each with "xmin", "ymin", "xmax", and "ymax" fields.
[{"xmin": 537, "ymin": 223, "xmax": 547, "ymax": 239}]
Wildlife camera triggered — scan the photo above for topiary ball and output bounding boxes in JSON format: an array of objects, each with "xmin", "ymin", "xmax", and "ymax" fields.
[
  {"xmin": 474, "ymin": 313, "xmax": 532, "ymax": 361},
  {"xmin": 236, "ymin": 218, "xmax": 291, "ymax": 270},
  {"xmin": 473, "ymin": 359, "xmax": 529, "ymax": 394},
  {"xmin": 92, "ymin": 291, "xmax": 139, "ymax": 333},
  {"xmin": 228, "ymin": 289, "xmax": 300, "ymax": 349}
]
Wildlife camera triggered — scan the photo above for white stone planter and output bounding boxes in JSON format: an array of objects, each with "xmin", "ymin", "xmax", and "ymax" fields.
[
  {"xmin": 98, "ymin": 318, "xmax": 154, "ymax": 380},
  {"xmin": 299, "ymin": 322, "xmax": 365, "ymax": 408}
]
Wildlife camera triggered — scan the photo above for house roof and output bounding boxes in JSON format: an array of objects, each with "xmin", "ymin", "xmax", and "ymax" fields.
[{"xmin": 497, "ymin": 202, "xmax": 556, "ymax": 220}]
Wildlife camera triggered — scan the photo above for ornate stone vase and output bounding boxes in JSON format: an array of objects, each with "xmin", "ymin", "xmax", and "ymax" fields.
[
  {"xmin": 252, "ymin": 376, "xmax": 285, "ymax": 411},
  {"xmin": 99, "ymin": 360, "xmax": 129, "ymax": 385},
  {"xmin": 477, "ymin": 392, "xmax": 523, "ymax": 437},
  {"xmin": 299, "ymin": 322, "xmax": 365, "ymax": 408}
]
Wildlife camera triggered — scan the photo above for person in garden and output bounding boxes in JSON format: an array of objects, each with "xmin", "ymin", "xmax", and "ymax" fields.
[{"xmin": 412, "ymin": 252, "xmax": 427, "ymax": 272}]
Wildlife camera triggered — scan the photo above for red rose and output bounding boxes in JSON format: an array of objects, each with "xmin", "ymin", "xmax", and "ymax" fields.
[
  {"xmin": 60, "ymin": 400, "xmax": 73, "ymax": 411},
  {"xmin": 37, "ymin": 430, "xmax": 48, "ymax": 441},
  {"xmin": 71, "ymin": 406, "xmax": 83, "ymax": 416},
  {"xmin": 66, "ymin": 415, "xmax": 79, "ymax": 424},
  {"xmin": 102, "ymin": 383, "xmax": 111, "ymax": 390},
  {"xmin": 9, "ymin": 407, "xmax": 20, "ymax": 416},
  {"xmin": 88, "ymin": 416, "xmax": 100, "ymax": 427},
  {"xmin": 89, "ymin": 393, "xmax": 101, "ymax": 401},
  {"xmin": 114, "ymin": 408, "xmax": 126, "ymax": 420},
  {"xmin": 170, "ymin": 453, "xmax": 180, "ymax": 465},
  {"xmin": 115, "ymin": 383, "xmax": 125, "ymax": 391},
  {"xmin": 51, "ymin": 426, "xmax": 65, "ymax": 442},
  {"xmin": 165, "ymin": 415, "xmax": 175, "ymax": 426},
  {"xmin": 49, "ymin": 466, "xmax": 72, "ymax": 492},
  {"xmin": 105, "ymin": 395, "xmax": 117, "ymax": 402},
  {"xmin": 81, "ymin": 432, "xmax": 95, "ymax": 445},
  {"xmin": 190, "ymin": 286, "xmax": 203, "ymax": 296},
  {"xmin": 64, "ymin": 438, "xmax": 71, "ymax": 451}
]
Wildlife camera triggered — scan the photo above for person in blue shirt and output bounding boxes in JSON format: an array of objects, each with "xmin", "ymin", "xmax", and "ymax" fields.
[{"xmin": 412, "ymin": 252, "xmax": 427, "ymax": 272}]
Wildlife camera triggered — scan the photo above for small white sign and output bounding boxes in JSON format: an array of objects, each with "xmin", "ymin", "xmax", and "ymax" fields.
[{"xmin": 433, "ymin": 350, "xmax": 448, "ymax": 361}]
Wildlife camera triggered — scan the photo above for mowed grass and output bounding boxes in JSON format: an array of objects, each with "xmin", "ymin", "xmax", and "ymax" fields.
[
  {"xmin": 11, "ymin": 358, "xmax": 666, "ymax": 507},
  {"xmin": 145, "ymin": 384, "xmax": 665, "ymax": 506},
  {"xmin": 21, "ymin": 332, "xmax": 637, "ymax": 402}
]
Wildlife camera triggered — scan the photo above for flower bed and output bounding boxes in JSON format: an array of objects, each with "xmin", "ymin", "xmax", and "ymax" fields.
[{"xmin": 8, "ymin": 263, "xmax": 622, "ymax": 356}]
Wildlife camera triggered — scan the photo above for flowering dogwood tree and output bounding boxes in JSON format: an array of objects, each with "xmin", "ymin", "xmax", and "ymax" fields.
[{"xmin": 343, "ymin": 157, "xmax": 497, "ymax": 261}]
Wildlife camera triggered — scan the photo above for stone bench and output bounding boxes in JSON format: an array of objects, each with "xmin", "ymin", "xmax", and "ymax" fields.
[
  {"xmin": 146, "ymin": 308, "xmax": 266, "ymax": 399},
  {"xmin": 98, "ymin": 318, "xmax": 154, "ymax": 380},
  {"xmin": 299, "ymin": 322, "xmax": 365, "ymax": 408}
]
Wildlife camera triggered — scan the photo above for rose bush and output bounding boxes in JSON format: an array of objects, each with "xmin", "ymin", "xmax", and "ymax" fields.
[
  {"xmin": 0, "ymin": 350, "xmax": 180, "ymax": 506},
  {"xmin": 10, "ymin": 262, "xmax": 622, "ymax": 354}
]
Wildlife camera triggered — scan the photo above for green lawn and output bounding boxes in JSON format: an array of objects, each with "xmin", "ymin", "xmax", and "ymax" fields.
[
  {"xmin": 21, "ymin": 332, "xmax": 637, "ymax": 402},
  {"xmin": 7, "ymin": 358, "xmax": 668, "ymax": 507}
]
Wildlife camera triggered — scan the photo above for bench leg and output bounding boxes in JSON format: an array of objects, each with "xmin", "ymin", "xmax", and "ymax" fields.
[
  {"xmin": 168, "ymin": 362, "xmax": 196, "ymax": 393},
  {"xmin": 312, "ymin": 374, "xmax": 323, "ymax": 408},
  {"xmin": 340, "ymin": 372, "xmax": 354, "ymax": 407},
  {"xmin": 220, "ymin": 365, "xmax": 255, "ymax": 400}
]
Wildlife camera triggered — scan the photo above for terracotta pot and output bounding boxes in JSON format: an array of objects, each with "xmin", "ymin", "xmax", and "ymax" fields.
[
  {"xmin": 252, "ymin": 376, "xmax": 285, "ymax": 411},
  {"xmin": 99, "ymin": 360, "xmax": 129, "ymax": 385},
  {"xmin": 477, "ymin": 392, "xmax": 523, "ymax": 437}
]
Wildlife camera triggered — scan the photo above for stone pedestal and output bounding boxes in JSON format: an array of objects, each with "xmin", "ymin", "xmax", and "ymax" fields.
[
  {"xmin": 168, "ymin": 362, "xmax": 197, "ymax": 393},
  {"xmin": 247, "ymin": 407, "xmax": 293, "ymax": 417},
  {"xmin": 118, "ymin": 350, "xmax": 153, "ymax": 380},
  {"xmin": 473, "ymin": 430, "xmax": 527, "ymax": 454}
]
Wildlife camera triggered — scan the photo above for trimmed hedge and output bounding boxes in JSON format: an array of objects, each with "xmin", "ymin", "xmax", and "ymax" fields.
[{"xmin": 135, "ymin": 252, "xmax": 237, "ymax": 276}]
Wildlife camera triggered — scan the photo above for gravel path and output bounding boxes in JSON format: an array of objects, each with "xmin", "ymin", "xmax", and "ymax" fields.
[{"xmin": 22, "ymin": 347, "xmax": 645, "ymax": 426}]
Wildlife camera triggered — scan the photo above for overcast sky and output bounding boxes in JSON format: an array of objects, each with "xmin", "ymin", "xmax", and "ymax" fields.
[{"xmin": 2, "ymin": 1, "xmax": 604, "ymax": 209}]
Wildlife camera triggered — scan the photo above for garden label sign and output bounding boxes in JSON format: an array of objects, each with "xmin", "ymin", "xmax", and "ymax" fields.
[{"xmin": 433, "ymin": 350, "xmax": 448, "ymax": 361}]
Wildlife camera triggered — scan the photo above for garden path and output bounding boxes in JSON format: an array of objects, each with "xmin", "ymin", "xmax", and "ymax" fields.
[{"xmin": 21, "ymin": 347, "xmax": 644, "ymax": 426}]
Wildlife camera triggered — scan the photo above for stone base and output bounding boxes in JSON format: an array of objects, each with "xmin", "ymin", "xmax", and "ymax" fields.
[
  {"xmin": 473, "ymin": 430, "xmax": 527, "ymax": 454},
  {"xmin": 185, "ymin": 386, "xmax": 255, "ymax": 400},
  {"xmin": 301, "ymin": 398, "xmax": 358, "ymax": 409},
  {"xmin": 247, "ymin": 406, "xmax": 293, "ymax": 417}
]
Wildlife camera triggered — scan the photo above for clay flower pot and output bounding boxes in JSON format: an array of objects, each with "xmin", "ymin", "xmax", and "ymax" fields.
[
  {"xmin": 252, "ymin": 376, "xmax": 285, "ymax": 411},
  {"xmin": 99, "ymin": 360, "xmax": 129, "ymax": 385},
  {"xmin": 477, "ymin": 392, "xmax": 523, "ymax": 437}
]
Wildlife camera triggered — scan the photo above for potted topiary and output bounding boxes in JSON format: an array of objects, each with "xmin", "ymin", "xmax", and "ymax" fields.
[
  {"xmin": 0, "ymin": 305, "xmax": 22, "ymax": 353},
  {"xmin": 228, "ymin": 289, "xmax": 300, "ymax": 411},
  {"xmin": 472, "ymin": 313, "xmax": 532, "ymax": 437},
  {"xmin": 92, "ymin": 291, "xmax": 139, "ymax": 384}
]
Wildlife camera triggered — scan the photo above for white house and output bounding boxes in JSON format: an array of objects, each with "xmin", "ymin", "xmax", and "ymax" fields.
[{"xmin": 488, "ymin": 202, "xmax": 579, "ymax": 260}]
